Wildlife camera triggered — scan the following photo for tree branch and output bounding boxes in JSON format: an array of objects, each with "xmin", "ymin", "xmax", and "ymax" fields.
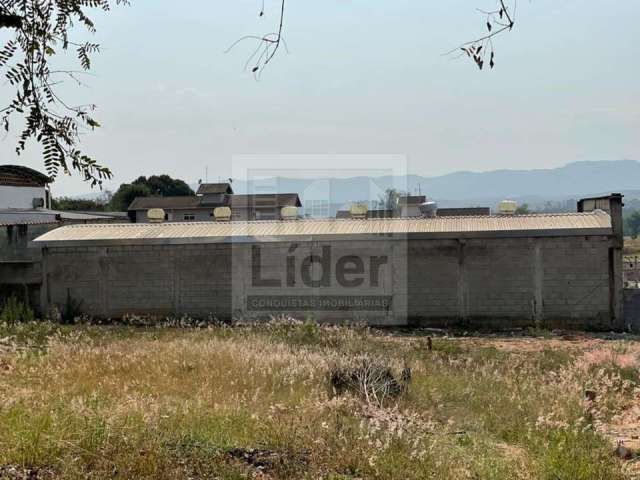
[
  {"xmin": 227, "ymin": 0, "xmax": 287, "ymax": 77},
  {"xmin": 0, "ymin": 13, "xmax": 21, "ymax": 28},
  {"xmin": 0, "ymin": 0, "xmax": 128, "ymax": 187},
  {"xmin": 447, "ymin": 0, "xmax": 517, "ymax": 70}
]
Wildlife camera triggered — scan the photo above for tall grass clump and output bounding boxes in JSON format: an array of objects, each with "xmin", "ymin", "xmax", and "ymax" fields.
[{"xmin": 0, "ymin": 296, "xmax": 34, "ymax": 324}]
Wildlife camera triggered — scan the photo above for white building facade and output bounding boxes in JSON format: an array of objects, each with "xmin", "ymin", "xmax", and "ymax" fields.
[{"xmin": 0, "ymin": 165, "xmax": 51, "ymax": 209}]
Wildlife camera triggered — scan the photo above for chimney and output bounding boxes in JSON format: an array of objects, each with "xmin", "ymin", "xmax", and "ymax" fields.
[{"xmin": 577, "ymin": 193, "xmax": 624, "ymax": 247}]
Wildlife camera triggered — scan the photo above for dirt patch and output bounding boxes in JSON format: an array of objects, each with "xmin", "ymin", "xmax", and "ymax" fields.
[
  {"xmin": 226, "ymin": 447, "xmax": 309, "ymax": 474},
  {"xmin": 384, "ymin": 329, "xmax": 639, "ymax": 354},
  {"xmin": 464, "ymin": 337, "xmax": 599, "ymax": 353},
  {"xmin": 0, "ymin": 465, "xmax": 55, "ymax": 480},
  {"xmin": 450, "ymin": 331, "xmax": 639, "ymax": 354}
]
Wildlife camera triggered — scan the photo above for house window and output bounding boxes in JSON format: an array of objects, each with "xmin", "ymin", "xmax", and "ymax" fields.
[{"xmin": 184, "ymin": 214, "xmax": 196, "ymax": 221}]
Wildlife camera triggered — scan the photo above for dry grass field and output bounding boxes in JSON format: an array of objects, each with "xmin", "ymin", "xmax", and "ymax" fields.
[{"xmin": 1, "ymin": 319, "xmax": 640, "ymax": 479}]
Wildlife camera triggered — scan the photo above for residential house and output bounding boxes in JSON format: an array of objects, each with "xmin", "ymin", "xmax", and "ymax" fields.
[{"xmin": 128, "ymin": 183, "xmax": 302, "ymax": 222}]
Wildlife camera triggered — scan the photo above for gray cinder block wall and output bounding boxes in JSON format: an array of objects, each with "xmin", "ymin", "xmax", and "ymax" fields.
[
  {"xmin": 40, "ymin": 233, "xmax": 619, "ymax": 329},
  {"xmin": 407, "ymin": 236, "xmax": 613, "ymax": 329}
]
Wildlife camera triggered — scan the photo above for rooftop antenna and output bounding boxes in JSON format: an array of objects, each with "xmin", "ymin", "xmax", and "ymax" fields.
[{"xmin": 418, "ymin": 184, "xmax": 422, "ymax": 195}]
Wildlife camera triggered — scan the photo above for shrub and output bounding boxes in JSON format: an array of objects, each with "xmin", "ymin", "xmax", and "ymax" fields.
[
  {"xmin": 329, "ymin": 356, "xmax": 411, "ymax": 406},
  {"xmin": 0, "ymin": 296, "xmax": 35, "ymax": 324},
  {"xmin": 61, "ymin": 289, "xmax": 83, "ymax": 324}
]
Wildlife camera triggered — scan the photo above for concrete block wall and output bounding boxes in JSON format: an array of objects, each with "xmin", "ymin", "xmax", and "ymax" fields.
[
  {"xmin": 407, "ymin": 236, "xmax": 613, "ymax": 329},
  {"xmin": 406, "ymin": 242, "xmax": 459, "ymax": 320},
  {"xmin": 43, "ymin": 244, "xmax": 229, "ymax": 317},
  {"xmin": 229, "ymin": 240, "xmax": 406, "ymax": 325},
  {"xmin": 539, "ymin": 237, "xmax": 611, "ymax": 326},
  {"xmin": 462, "ymin": 239, "xmax": 538, "ymax": 325},
  {"xmin": 41, "ymin": 233, "xmax": 618, "ymax": 329},
  {"xmin": 624, "ymin": 289, "xmax": 640, "ymax": 331}
]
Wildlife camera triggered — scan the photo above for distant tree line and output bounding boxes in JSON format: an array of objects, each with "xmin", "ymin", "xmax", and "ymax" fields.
[
  {"xmin": 51, "ymin": 195, "xmax": 111, "ymax": 212},
  {"xmin": 52, "ymin": 175, "xmax": 194, "ymax": 212},
  {"xmin": 625, "ymin": 210, "xmax": 640, "ymax": 238}
]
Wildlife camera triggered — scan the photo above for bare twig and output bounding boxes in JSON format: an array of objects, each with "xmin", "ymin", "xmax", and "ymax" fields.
[
  {"xmin": 227, "ymin": 0, "xmax": 287, "ymax": 77},
  {"xmin": 446, "ymin": 0, "xmax": 517, "ymax": 70}
]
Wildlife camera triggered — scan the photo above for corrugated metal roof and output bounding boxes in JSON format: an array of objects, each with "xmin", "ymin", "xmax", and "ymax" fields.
[
  {"xmin": 40, "ymin": 209, "xmax": 124, "ymax": 221},
  {"xmin": 0, "ymin": 209, "xmax": 126, "ymax": 226},
  {"xmin": 68, "ymin": 211, "xmax": 130, "ymax": 219},
  {"xmin": 33, "ymin": 211, "xmax": 612, "ymax": 245},
  {"xmin": 0, "ymin": 210, "xmax": 60, "ymax": 226},
  {"xmin": 0, "ymin": 217, "xmax": 59, "ymax": 227}
]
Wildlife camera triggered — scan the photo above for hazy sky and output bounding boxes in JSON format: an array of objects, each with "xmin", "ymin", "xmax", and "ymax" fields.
[{"xmin": 1, "ymin": 0, "xmax": 639, "ymax": 196}]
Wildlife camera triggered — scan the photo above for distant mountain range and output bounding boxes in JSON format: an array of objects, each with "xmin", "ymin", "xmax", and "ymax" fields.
[
  {"xmin": 221, "ymin": 160, "xmax": 640, "ymax": 215},
  {"xmin": 73, "ymin": 160, "xmax": 640, "ymax": 215}
]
